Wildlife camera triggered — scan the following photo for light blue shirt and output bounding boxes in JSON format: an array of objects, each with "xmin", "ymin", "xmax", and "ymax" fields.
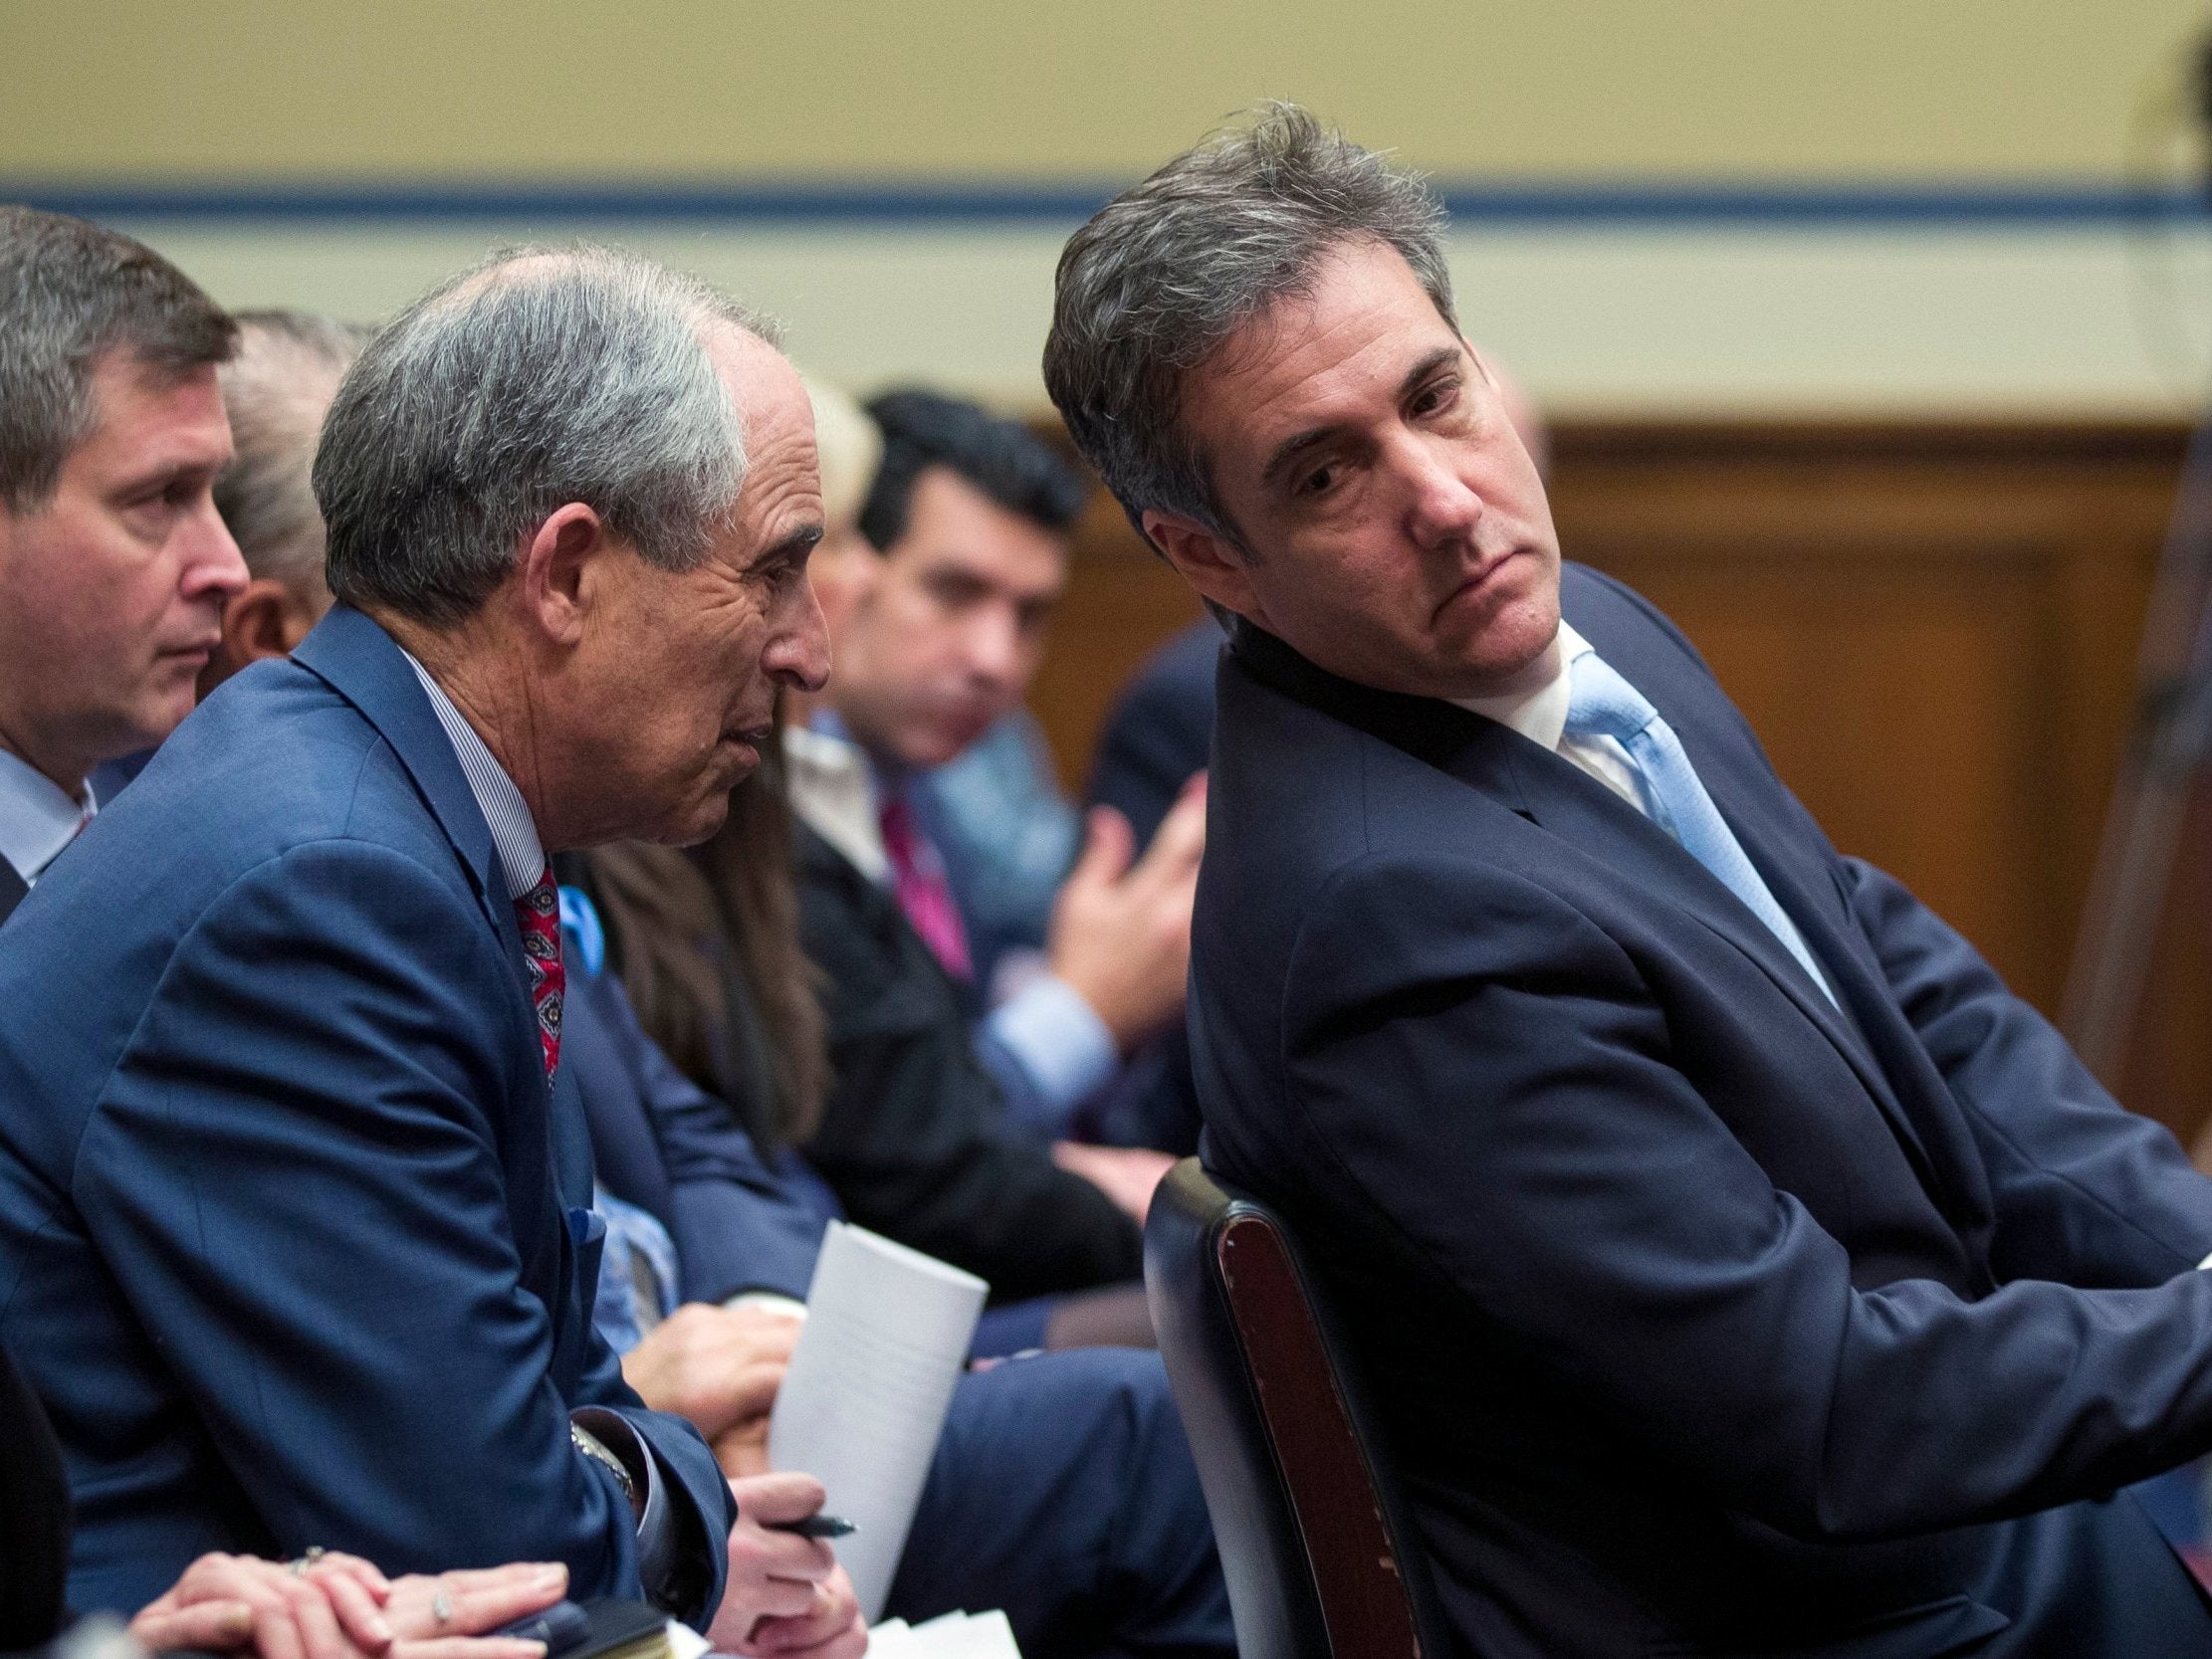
[
  {"xmin": 591, "ymin": 1187, "xmax": 681, "ymax": 1354},
  {"xmin": 0, "ymin": 747, "xmax": 94, "ymax": 889}
]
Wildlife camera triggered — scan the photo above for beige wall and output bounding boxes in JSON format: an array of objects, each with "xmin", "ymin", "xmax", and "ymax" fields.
[
  {"xmin": 112, "ymin": 218, "xmax": 2212, "ymax": 417},
  {"xmin": 16, "ymin": 1, "xmax": 2212, "ymax": 414},
  {"xmin": 6, "ymin": 0, "xmax": 2210, "ymax": 183}
]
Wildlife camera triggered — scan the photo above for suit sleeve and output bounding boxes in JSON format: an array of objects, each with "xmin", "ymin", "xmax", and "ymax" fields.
[
  {"xmin": 1280, "ymin": 851, "xmax": 2212, "ymax": 1545},
  {"xmin": 0, "ymin": 1345, "xmax": 69, "ymax": 1651},
  {"xmin": 797, "ymin": 837, "xmax": 1141, "ymax": 1300},
  {"xmin": 1839, "ymin": 855, "xmax": 2212, "ymax": 1286},
  {"xmin": 79, "ymin": 843, "xmax": 732, "ymax": 1609},
  {"xmin": 560, "ymin": 946, "xmax": 821, "ymax": 1304}
]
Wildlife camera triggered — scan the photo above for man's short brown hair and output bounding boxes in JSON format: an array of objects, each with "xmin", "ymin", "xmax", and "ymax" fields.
[{"xmin": 0, "ymin": 206, "xmax": 237, "ymax": 513}]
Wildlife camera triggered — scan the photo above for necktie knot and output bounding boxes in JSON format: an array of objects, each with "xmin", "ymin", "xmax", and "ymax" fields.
[
  {"xmin": 514, "ymin": 865, "xmax": 564, "ymax": 1087},
  {"xmin": 1563, "ymin": 650, "xmax": 1660, "ymax": 747},
  {"xmin": 1555, "ymin": 647, "xmax": 1838, "ymax": 1008}
]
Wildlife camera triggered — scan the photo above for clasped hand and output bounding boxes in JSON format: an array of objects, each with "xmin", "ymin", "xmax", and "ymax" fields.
[{"xmin": 129, "ymin": 1554, "xmax": 570, "ymax": 1659}]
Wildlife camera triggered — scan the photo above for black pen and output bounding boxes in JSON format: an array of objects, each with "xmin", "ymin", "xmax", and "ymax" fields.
[{"xmin": 766, "ymin": 1513, "xmax": 858, "ymax": 1539}]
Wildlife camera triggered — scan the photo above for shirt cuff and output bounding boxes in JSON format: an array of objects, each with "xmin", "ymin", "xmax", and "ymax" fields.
[
  {"xmin": 985, "ymin": 974, "xmax": 1118, "ymax": 1119},
  {"xmin": 2197, "ymin": 1250, "xmax": 2212, "ymax": 1271},
  {"xmin": 571, "ymin": 1406, "xmax": 678, "ymax": 1606}
]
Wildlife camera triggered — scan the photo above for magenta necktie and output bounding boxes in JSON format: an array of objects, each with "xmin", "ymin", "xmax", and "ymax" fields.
[
  {"xmin": 514, "ymin": 865, "xmax": 565, "ymax": 1085},
  {"xmin": 878, "ymin": 796, "xmax": 973, "ymax": 982}
]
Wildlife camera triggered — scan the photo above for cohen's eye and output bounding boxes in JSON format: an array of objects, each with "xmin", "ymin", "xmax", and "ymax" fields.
[
  {"xmin": 1299, "ymin": 463, "xmax": 1338, "ymax": 498},
  {"xmin": 1411, "ymin": 377, "xmax": 1460, "ymax": 418}
]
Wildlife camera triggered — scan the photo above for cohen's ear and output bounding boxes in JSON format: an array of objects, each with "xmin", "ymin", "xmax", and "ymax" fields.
[
  {"xmin": 517, "ymin": 503, "xmax": 612, "ymax": 647},
  {"xmin": 1141, "ymin": 512, "xmax": 1264, "ymax": 626}
]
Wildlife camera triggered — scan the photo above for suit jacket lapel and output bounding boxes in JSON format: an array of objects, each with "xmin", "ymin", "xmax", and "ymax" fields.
[
  {"xmin": 1231, "ymin": 615, "xmax": 1949, "ymax": 1192},
  {"xmin": 1503, "ymin": 738, "xmax": 1951, "ymax": 1173},
  {"xmin": 0, "ymin": 857, "xmax": 24, "ymax": 926},
  {"xmin": 1564, "ymin": 585, "xmax": 1980, "ymax": 1200},
  {"xmin": 291, "ymin": 604, "xmax": 522, "ymax": 965},
  {"xmin": 1644, "ymin": 676, "xmax": 1991, "ymax": 1220}
]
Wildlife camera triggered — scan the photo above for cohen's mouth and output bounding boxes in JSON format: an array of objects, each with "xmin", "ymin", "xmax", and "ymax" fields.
[{"xmin": 1431, "ymin": 548, "xmax": 1527, "ymax": 627}]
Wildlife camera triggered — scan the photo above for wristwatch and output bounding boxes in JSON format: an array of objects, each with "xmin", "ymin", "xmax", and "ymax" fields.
[{"xmin": 571, "ymin": 1421, "xmax": 639, "ymax": 1513}]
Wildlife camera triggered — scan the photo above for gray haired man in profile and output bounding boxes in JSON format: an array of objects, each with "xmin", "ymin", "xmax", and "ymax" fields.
[
  {"xmin": 0, "ymin": 246, "xmax": 862, "ymax": 1659},
  {"xmin": 1046, "ymin": 106, "xmax": 2212, "ymax": 1658}
]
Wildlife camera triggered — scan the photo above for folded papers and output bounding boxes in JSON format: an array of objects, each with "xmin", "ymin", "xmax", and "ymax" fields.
[
  {"xmin": 767, "ymin": 1221, "xmax": 988, "ymax": 1620},
  {"xmin": 865, "ymin": 1609, "xmax": 1023, "ymax": 1659}
]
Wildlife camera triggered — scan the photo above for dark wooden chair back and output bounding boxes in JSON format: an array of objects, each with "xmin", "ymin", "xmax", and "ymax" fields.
[{"xmin": 1144, "ymin": 1157, "xmax": 1452, "ymax": 1659}]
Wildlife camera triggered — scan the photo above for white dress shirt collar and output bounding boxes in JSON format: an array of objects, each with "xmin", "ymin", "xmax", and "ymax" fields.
[
  {"xmin": 0, "ymin": 747, "xmax": 96, "ymax": 887},
  {"xmin": 1450, "ymin": 621, "xmax": 1593, "ymax": 745},
  {"xmin": 1450, "ymin": 621, "xmax": 1648, "ymax": 813},
  {"xmin": 399, "ymin": 653, "xmax": 546, "ymax": 901}
]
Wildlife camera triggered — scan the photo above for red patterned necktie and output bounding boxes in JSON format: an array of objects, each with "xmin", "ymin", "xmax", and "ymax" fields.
[
  {"xmin": 878, "ymin": 796, "xmax": 973, "ymax": 982},
  {"xmin": 514, "ymin": 865, "xmax": 565, "ymax": 1085}
]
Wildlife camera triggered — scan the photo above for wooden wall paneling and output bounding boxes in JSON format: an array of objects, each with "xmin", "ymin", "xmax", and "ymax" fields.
[{"xmin": 1028, "ymin": 489, "xmax": 1204, "ymax": 794}]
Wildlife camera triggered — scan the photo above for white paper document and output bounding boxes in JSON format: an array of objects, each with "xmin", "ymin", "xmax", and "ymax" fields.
[
  {"xmin": 864, "ymin": 1610, "xmax": 1022, "ymax": 1659},
  {"xmin": 766, "ymin": 1220, "xmax": 988, "ymax": 1620}
]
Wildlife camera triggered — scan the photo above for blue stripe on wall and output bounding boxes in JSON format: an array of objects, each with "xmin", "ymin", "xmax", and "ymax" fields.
[{"xmin": 3, "ymin": 179, "xmax": 2208, "ymax": 228}]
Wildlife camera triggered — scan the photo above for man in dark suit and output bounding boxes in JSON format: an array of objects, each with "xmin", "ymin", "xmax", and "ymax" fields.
[
  {"xmin": 0, "ymin": 207, "xmax": 248, "ymax": 923},
  {"xmin": 0, "ymin": 247, "xmax": 859, "ymax": 1656},
  {"xmin": 1045, "ymin": 105, "xmax": 2212, "ymax": 1657}
]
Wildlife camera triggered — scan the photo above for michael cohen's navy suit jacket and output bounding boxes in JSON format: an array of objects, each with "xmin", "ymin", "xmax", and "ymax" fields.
[
  {"xmin": 0, "ymin": 606, "xmax": 734, "ymax": 1620},
  {"xmin": 1192, "ymin": 564, "xmax": 2212, "ymax": 1658}
]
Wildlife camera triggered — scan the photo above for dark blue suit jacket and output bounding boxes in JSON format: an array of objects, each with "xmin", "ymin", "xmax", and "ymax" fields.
[
  {"xmin": 1087, "ymin": 616, "xmax": 1221, "ymax": 852},
  {"xmin": 1192, "ymin": 564, "xmax": 2212, "ymax": 1657},
  {"xmin": 0, "ymin": 605, "xmax": 733, "ymax": 1619}
]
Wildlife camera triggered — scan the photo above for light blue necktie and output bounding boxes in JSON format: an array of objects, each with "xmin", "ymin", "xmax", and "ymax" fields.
[{"xmin": 1563, "ymin": 649, "xmax": 1838, "ymax": 1007}]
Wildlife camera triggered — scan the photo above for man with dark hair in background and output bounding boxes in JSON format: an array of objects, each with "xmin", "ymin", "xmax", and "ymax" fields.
[{"xmin": 788, "ymin": 387, "xmax": 1202, "ymax": 1311}]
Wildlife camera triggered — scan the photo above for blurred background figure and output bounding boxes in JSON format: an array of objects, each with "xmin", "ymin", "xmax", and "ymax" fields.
[
  {"xmin": 200, "ymin": 310, "xmax": 370, "ymax": 694},
  {"xmin": 913, "ymin": 710, "xmax": 1079, "ymax": 1001},
  {"xmin": 786, "ymin": 385, "xmax": 1196, "ymax": 1257}
]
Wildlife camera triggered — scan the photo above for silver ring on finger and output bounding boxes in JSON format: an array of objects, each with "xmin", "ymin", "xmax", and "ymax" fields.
[
  {"xmin": 288, "ymin": 1547, "xmax": 328, "ymax": 1577},
  {"xmin": 432, "ymin": 1590, "xmax": 455, "ymax": 1629}
]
